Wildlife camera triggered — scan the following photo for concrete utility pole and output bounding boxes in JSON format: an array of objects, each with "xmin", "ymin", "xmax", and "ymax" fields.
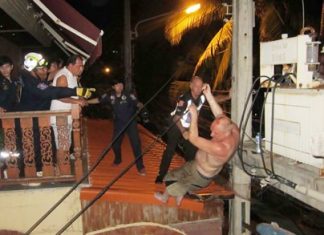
[
  {"xmin": 124, "ymin": 0, "xmax": 132, "ymax": 92},
  {"xmin": 230, "ymin": 0, "xmax": 254, "ymax": 234}
]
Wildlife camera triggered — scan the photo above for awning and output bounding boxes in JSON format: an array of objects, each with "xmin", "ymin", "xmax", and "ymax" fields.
[
  {"xmin": 33, "ymin": 0, "xmax": 103, "ymax": 64},
  {"xmin": 0, "ymin": 0, "xmax": 103, "ymax": 64}
]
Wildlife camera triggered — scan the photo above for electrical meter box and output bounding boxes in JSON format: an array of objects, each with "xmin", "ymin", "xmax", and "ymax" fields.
[{"xmin": 265, "ymin": 88, "xmax": 324, "ymax": 168}]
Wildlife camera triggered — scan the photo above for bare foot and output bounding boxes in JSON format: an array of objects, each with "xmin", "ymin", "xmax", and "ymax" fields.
[
  {"xmin": 154, "ymin": 192, "xmax": 169, "ymax": 203},
  {"xmin": 176, "ymin": 196, "xmax": 184, "ymax": 206}
]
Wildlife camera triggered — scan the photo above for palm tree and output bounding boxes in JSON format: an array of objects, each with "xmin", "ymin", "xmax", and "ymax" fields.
[
  {"xmin": 164, "ymin": 0, "xmax": 229, "ymax": 90},
  {"xmin": 163, "ymin": 0, "xmax": 323, "ymax": 90}
]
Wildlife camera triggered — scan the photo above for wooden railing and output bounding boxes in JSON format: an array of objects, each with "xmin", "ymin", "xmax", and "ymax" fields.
[{"xmin": 0, "ymin": 105, "xmax": 86, "ymax": 186}]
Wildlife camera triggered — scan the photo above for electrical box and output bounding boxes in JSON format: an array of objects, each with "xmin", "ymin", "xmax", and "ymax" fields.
[
  {"xmin": 260, "ymin": 35, "xmax": 320, "ymax": 89},
  {"xmin": 265, "ymin": 88, "xmax": 324, "ymax": 168}
]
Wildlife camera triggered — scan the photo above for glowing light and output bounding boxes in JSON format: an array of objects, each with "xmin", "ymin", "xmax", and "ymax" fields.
[
  {"xmin": 104, "ymin": 67, "xmax": 111, "ymax": 74},
  {"xmin": 0, "ymin": 151, "xmax": 20, "ymax": 158},
  {"xmin": 0, "ymin": 151, "xmax": 9, "ymax": 159},
  {"xmin": 185, "ymin": 3, "xmax": 201, "ymax": 14}
]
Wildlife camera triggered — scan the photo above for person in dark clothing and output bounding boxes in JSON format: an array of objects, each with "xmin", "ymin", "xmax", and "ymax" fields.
[
  {"xmin": 15, "ymin": 52, "xmax": 94, "ymax": 111},
  {"xmin": 155, "ymin": 76, "xmax": 206, "ymax": 184},
  {"xmin": 0, "ymin": 56, "xmax": 21, "ymax": 112},
  {"xmin": 88, "ymin": 79, "xmax": 146, "ymax": 176},
  {"xmin": 11, "ymin": 52, "xmax": 94, "ymax": 174}
]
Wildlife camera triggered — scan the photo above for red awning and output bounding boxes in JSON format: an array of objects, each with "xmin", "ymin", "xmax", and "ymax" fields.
[{"xmin": 33, "ymin": 0, "xmax": 103, "ymax": 64}]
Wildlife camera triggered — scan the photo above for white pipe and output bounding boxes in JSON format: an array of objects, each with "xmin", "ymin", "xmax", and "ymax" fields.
[
  {"xmin": 295, "ymin": 185, "xmax": 324, "ymax": 203},
  {"xmin": 53, "ymin": 41, "xmax": 70, "ymax": 56},
  {"xmin": 64, "ymin": 41, "xmax": 90, "ymax": 58},
  {"xmin": 33, "ymin": 0, "xmax": 98, "ymax": 45},
  {"xmin": 40, "ymin": 19, "xmax": 89, "ymax": 59}
]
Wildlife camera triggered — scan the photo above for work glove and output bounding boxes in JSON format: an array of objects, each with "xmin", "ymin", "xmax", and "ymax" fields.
[{"xmin": 76, "ymin": 88, "xmax": 96, "ymax": 99}]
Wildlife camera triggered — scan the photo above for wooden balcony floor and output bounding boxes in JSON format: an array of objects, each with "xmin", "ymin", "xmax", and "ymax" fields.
[{"xmin": 80, "ymin": 119, "xmax": 234, "ymax": 212}]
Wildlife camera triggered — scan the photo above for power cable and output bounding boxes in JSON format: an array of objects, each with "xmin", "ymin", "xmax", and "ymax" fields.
[
  {"xmin": 56, "ymin": 112, "xmax": 186, "ymax": 234},
  {"xmin": 25, "ymin": 72, "xmax": 177, "ymax": 235}
]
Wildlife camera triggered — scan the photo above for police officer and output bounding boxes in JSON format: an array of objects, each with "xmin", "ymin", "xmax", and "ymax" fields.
[
  {"xmin": 0, "ymin": 56, "xmax": 21, "ymax": 112},
  {"xmin": 155, "ymin": 75, "xmax": 206, "ymax": 184},
  {"xmin": 13, "ymin": 52, "xmax": 94, "ymax": 175},
  {"xmin": 88, "ymin": 79, "xmax": 146, "ymax": 176}
]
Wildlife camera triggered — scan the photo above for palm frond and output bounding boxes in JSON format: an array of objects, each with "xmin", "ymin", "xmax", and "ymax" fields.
[
  {"xmin": 212, "ymin": 45, "xmax": 231, "ymax": 90},
  {"xmin": 165, "ymin": 1, "xmax": 225, "ymax": 45},
  {"xmin": 193, "ymin": 20, "xmax": 232, "ymax": 75}
]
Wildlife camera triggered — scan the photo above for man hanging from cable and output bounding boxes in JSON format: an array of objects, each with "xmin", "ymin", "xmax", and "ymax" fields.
[{"xmin": 154, "ymin": 84, "xmax": 239, "ymax": 205}]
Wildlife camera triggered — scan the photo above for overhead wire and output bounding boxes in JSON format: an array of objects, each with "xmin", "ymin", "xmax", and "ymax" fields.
[
  {"xmin": 25, "ymin": 71, "xmax": 177, "ymax": 235},
  {"xmin": 26, "ymin": 6, "xmax": 213, "ymax": 234},
  {"xmin": 56, "ymin": 112, "xmax": 187, "ymax": 234},
  {"xmin": 28, "ymin": 3, "xmax": 240, "ymax": 233}
]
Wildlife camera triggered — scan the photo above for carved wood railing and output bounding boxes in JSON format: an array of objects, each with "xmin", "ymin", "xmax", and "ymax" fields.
[{"xmin": 0, "ymin": 105, "xmax": 86, "ymax": 186}]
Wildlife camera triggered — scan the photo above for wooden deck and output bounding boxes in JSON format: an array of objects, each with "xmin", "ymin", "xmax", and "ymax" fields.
[{"xmin": 81, "ymin": 119, "xmax": 234, "ymax": 211}]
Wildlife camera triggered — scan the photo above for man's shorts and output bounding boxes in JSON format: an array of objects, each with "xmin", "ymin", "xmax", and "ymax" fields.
[{"xmin": 164, "ymin": 161, "xmax": 219, "ymax": 197}]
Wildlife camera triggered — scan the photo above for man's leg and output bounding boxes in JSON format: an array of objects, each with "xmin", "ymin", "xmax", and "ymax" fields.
[
  {"xmin": 156, "ymin": 125, "xmax": 182, "ymax": 183},
  {"xmin": 112, "ymin": 124, "xmax": 124, "ymax": 165},
  {"xmin": 127, "ymin": 121, "xmax": 145, "ymax": 173}
]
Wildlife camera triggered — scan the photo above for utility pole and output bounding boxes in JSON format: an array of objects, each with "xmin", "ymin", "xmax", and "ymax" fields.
[
  {"xmin": 124, "ymin": 0, "xmax": 132, "ymax": 92},
  {"xmin": 230, "ymin": 0, "xmax": 254, "ymax": 234}
]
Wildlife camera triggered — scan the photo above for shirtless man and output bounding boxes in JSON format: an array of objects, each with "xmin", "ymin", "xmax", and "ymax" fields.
[{"xmin": 154, "ymin": 84, "xmax": 239, "ymax": 205}]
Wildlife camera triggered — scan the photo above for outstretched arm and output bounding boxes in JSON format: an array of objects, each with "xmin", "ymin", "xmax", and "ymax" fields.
[{"xmin": 203, "ymin": 84, "xmax": 223, "ymax": 118}]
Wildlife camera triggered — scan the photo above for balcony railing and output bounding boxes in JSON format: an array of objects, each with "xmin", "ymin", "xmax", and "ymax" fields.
[{"xmin": 0, "ymin": 105, "xmax": 86, "ymax": 186}]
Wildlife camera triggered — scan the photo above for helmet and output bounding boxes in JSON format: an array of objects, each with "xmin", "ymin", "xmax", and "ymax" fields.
[{"xmin": 24, "ymin": 52, "xmax": 48, "ymax": 71}]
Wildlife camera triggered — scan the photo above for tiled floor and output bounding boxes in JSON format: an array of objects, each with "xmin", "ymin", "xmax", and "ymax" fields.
[{"xmin": 81, "ymin": 119, "xmax": 234, "ymax": 211}]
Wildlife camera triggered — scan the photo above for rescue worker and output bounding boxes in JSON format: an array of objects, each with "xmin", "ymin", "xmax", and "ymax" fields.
[
  {"xmin": 155, "ymin": 75, "xmax": 205, "ymax": 184},
  {"xmin": 13, "ymin": 52, "xmax": 94, "ymax": 175},
  {"xmin": 88, "ymin": 79, "xmax": 146, "ymax": 176},
  {"xmin": 15, "ymin": 52, "xmax": 95, "ymax": 111}
]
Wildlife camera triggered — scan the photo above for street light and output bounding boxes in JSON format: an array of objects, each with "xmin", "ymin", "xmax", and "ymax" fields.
[
  {"xmin": 103, "ymin": 66, "xmax": 111, "ymax": 74},
  {"xmin": 132, "ymin": 3, "xmax": 201, "ymax": 39},
  {"xmin": 124, "ymin": 2, "xmax": 201, "ymax": 92}
]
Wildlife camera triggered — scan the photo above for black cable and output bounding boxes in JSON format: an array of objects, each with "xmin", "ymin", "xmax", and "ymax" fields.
[
  {"xmin": 56, "ymin": 113, "xmax": 185, "ymax": 234},
  {"xmin": 257, "ymin": 75, "xmax": 279, "ymax": 176},
  {"xmin": 25, "ymin": 72, "xmax": 177, "ymax": 235},
  {"xmin": 239, "ymin": 73, "xmax": 299, "ymax": 188},
  {"xmin": 57, "ymin": 83, "xmax": 219, "ymax": 232},
  {"xmin": 236, "ymin": 75, "xmax": 272, "ymax": 178}
]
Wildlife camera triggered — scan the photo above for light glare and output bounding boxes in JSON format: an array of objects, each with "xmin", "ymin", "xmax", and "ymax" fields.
[{"xmin": 185, "ymin": 3, "xmax": 201, "ymax": 14}]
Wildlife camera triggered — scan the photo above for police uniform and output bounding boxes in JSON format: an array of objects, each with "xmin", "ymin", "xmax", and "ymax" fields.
[
  {"xmin": 99, "ymin": 90, "xmax": 145, "ymax": 171},
  {"xmin": 16, "ymin": 70, "xmax": 77, "ymax": 111},
  {"xmin": 14, "ymin": 70, "xmax": 78, "ymax": 173},
  {"xmin": 156, "ymin": 91, "xmax": 205, "ymax": 183},
  {"xmin": 0, "ymin": 75, "xmax": 20, "ymax": 112}
]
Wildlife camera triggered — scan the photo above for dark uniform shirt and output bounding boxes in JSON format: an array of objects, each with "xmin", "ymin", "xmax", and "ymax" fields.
[
  {"xmin": 15, "ymin": 70, "xmax": 77, "ymax": 111},
  {"xmin": 172, "ymin": 91, "xmax": 205, "ymax": 128},
  {"xmin": 99, "ymin": 91, "xmax": 139, "ymax": 124},
  {"xmin": 0, "ymin": 75, "xmax": 20, "ymax": 112}
]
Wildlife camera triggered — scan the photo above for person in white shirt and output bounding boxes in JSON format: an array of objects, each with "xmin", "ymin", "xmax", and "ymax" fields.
[{"xmin": 50, "ymin": 55, "xmax": 87, "ymax": 150}]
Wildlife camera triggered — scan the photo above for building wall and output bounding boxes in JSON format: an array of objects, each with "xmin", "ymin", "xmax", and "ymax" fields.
[{"xmin": 0, "ymin": 187, "xmax": 83, "ymax": 234}]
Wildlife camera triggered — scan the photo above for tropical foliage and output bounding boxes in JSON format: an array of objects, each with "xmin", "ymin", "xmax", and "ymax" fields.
[
  {"xmin": 164, "ymin": 0, "xmax": 228, "ymax": 90},
  {"xmin": 164, "ymin": 0, "xmax": 323, "ymax": 90}
]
